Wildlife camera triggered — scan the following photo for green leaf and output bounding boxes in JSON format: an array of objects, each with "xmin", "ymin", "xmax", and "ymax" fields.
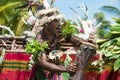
[
  {"xmin": 62, "ymin": 20, "xmax": 78, "ymax": 37},
  {"xmin": 25, "ymin": 40, "xmax": 49, "ymax": 57},
  {"xmin": 112, "ymin": 18, "xmax": 120, "ymax": 24},
  {"xmin": 112, "ymin": 50, "xmax": 120, "ymax": 54},
  {"xmin": 114, "ymin": 57, "xmax": 120, "ymax": 71},
  {"xmin": 100, "ymin": 39, "xmax": 115, "ymax": 50},
  {"xmin": 15, "ymin": 18, "xmax": 25, "ymax": 36},
  {"xmin": 109, "ymin": 54, "xmax": 120, "ymax": 59},
  {"xmin": 0, "ymin": 2, "xmax": 20, "ymax": 12}
]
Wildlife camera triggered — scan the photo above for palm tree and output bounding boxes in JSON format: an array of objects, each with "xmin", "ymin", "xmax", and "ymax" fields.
[
  {"xmin": 0, "ymin": 0, "xmax": 28, "ymax": 36},
  {"xmin": 93, "ymin": 12, "xmax": 111, "ymax": 39}
]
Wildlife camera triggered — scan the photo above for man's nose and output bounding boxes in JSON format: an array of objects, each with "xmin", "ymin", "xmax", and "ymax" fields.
[{"xmin": 56, "ymin": 22, "xmax": 60, "ymax": 25}]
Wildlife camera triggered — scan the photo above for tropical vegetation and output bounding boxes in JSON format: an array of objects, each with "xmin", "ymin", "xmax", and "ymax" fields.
[
  {"xmin": 94, "ymin": 18, "xmax": 120, "ymax": 71},
  {"xmin": 0, "ymin": 0, "xmax": 28, "ymax": 36},
  {"xmin": 93, "ymin": 0, "xmax": 120, "ymax": 72},
  {"xmin": 93, "ymin": 12, "xmax": 111, "ymax": 39}
]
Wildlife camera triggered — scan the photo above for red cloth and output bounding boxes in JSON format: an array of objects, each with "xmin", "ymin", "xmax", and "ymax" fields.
[
  {"xmin": 84, "ymin": 54, "xmax": 120, "ymax": 80},
  {"xmin": 0, "ymin": 52, "xmax": 31, "ymax": 80},
  {"xmin": 1, "ymin": 52, "xmax": 120, "ymax": 80}
]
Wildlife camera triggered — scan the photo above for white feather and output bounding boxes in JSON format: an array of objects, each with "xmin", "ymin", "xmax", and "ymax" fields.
[{"xmin": 43, "ymin": 0, "xmax": 50, "ymax": 9}]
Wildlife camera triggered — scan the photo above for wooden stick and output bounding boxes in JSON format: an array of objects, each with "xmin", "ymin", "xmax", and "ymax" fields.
[{"xmin": 11, "ymin": 40, "xmax": 16, "ymax": 50}]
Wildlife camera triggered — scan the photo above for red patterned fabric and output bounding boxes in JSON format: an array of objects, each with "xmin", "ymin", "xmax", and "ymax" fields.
[
  {"xmin": 84, "ymin": 68, "xmax": 120, "ymax": 80},
  {"xmin": 84, "ymin": 54, "xmax": 120, "ymax": 80},
  {"xmin": 1, "ymin": 52, "xmax": 120, "ymax": 80},
  {"xmin": 0, "ymin": 52, "xmax": 31, "ymax": 80}
]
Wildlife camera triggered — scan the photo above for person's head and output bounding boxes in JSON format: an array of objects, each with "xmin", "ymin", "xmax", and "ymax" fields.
[
  {"xmin": 35, "ymin": 8, "xmax": 63, "ymax": 35},
  {"xmin": 44, "ymin": 19, "xmax": 61, "ymax": 35}
]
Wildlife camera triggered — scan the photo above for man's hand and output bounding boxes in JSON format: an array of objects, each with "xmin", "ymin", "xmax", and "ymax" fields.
[
  {"xmin": 70, "ymin": 36, "xmax": 83, "ymax": 46},
  {"xmin": 66, "ymin": 63, "xmax": 77, "ymax": 73}
]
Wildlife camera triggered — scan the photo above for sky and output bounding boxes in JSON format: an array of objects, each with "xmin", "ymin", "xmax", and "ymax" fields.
[{"xmin": 52, "ymin": 0, "xmax": 120, "ymax": 21}]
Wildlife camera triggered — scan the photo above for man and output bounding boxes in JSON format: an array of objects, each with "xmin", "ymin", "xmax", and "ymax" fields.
[
  {"xmin": 34, "ymin": 18, "xmax": 78, "ymax": 80},
  {"xmin": 34, "ymin": 13, "xmax": 96, "ymax": 80},
  {"xmin": 28, "ymin": 1, "xmax": 97, "ymax": 80}
]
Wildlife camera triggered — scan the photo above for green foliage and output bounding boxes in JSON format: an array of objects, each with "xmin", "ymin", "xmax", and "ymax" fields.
[
  {"xmin": 117, "ymin": 38, "xmax": 120, "ymax": 46},
  {"xmin": 95, "ymin": 17, "xmax": 120, "ymax": 72},
  {"xmin": 62, "ymin": 20, "xmax": 78, "ymax": 37},
  {"xmin": 96, "ymin": 21, "xmax": 111, "ymax": 39},
  {"xmin": 0, "ymin": 0, "xmax": 28, "ymax": 35},
  {"xmin": 25, "ymin": 40, "xmax": 49, "ymax": 57},
  {"xmin": 110, "ymin": 24, "xmax": 120, "ymax": 31},
  {"xmin": 93, "ymin": 12, "xmax": 105, "ymax": 24},
  {"xmin": 98, "ymin": 36, "xmax": 120, "ymax": 71},
  {"xmin": 112, "ymin": 18, "xmax": 120, "ymax": 24},
  {"xmin": 110, "ymin": 23, "xmax": 120, "ymax": 38},
  {"xmin": 114, "ymin": 57, "xmax": 120, "ymax": 71},
  {"xmin": 94, "ymin": 12, "xmax": 111, "ymax": 39}
]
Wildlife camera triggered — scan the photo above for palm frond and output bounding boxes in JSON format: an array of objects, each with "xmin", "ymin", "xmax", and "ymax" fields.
[
  {"xmin": 0, "ymin": 13, "xmax": 6, "ymax": 24},
  {"xmin": 15, "ymin": 18, "xmax": 25, "ymax": 36},
  {"xmin": 0, "ymin": 2, "xmax": 20, "ymax": 12},
  {"xmin": 0, "ymin": 0, "xmax": 28, "ymax": 35},
  {"xmin": 101, "ymin": 6, "xmax": 120, "ymax": 16}
]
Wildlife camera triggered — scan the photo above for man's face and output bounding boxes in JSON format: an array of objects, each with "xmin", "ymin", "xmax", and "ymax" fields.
[{"xmin": 47, "ymin": 20, "xmax": 61, "ymax": 35}]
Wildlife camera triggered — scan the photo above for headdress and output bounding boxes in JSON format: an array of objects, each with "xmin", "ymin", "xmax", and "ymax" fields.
[
  {"xmin": 35, "ymin": 8, "xmax": 64, "ymax": 27},
  {"xmin": 27, "ymin": 0, "xmax": 64, "ymax": 26},
  {"xmin": 24, "ymin": 0, "xmax": 64, "ymax": 34}
]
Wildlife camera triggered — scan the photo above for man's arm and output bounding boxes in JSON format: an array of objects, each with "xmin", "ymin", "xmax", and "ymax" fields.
[
  {"xmin": 69, "ymin": 35, "xmax": 97, "ymax": 49},
  {"xmin": 69, "ymin": 36, "xmax": 83, "ymax": 46},
  {"xmin": 36, "ymin": 53, "xmax": 77, "ymax": 73}
]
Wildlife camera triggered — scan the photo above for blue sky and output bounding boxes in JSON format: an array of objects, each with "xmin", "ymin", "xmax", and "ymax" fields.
[{"xmin": 53, "ymin": 0, "xmax": 119, "ymax": 21}]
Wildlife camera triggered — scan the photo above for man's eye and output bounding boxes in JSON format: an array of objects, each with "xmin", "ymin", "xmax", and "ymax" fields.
[{"xmin": 56, "ymin": 26, "xmax": 61, "ymax": 30}]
